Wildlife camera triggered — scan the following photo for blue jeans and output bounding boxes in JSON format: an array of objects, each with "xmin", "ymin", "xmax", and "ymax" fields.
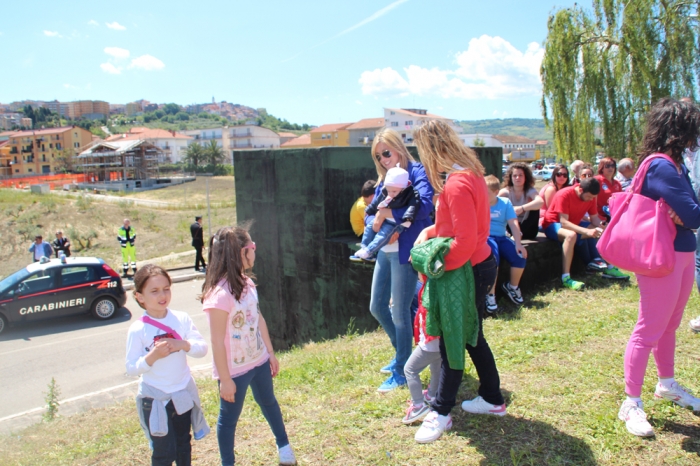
[
  {"xmin": 217, "ymin": 360, "xmax": 289, "ymax": 466},
  {"xmin": 361, "ymin": 221, "xmax": 406, "ymax": 257},
  {"xmin": 369, "ymin": 250, "xmax": 418, "ymax": 377}
]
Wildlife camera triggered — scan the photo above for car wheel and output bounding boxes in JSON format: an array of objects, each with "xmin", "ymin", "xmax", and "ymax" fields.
[
  {"xmin": 91, "ymin": 297, "xmax": 117, "ymax": 320},
  {"xmin": 0, "ymin": 314, "xmax": 7, "ymax": 335}
]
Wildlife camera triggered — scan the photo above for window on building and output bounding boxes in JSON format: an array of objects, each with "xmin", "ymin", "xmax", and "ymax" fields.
[
  {"xmin": 391, "ymin": 122, "xmax": 399, "ymax": 127},
  {"xmin": 390, "ymin": 111, "xmax": 395, "ymax": 115},
  {"xmin": 405, "ymin": 121, "xmax": 413, "ymax": 126},
  {"xmin": 28, "ymin": 168, "xmax": 33, "ymax": 172}
]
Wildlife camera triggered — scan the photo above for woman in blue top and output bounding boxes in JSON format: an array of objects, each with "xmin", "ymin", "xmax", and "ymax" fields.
[
  {"xmin": 368, "ymin": 129, "xmax": 434, "ymax": 392},
  {"xmin": 619, "ymin": 98, "xmax": 700, "ymax": 438}
]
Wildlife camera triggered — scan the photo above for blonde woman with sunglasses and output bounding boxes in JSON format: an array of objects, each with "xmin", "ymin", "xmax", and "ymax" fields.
[{"xmin": 367, "ymin": 129, "xmax": 435, "ymax": 393}]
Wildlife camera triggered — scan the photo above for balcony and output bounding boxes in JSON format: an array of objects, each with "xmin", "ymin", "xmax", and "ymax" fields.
[
  {"xmin": 230, "ymin": 130, "xmax": 252, "ymax": 138},
  {"xmin": 232, "ymin": 142, "xmax": 252, "ymax": 149}
]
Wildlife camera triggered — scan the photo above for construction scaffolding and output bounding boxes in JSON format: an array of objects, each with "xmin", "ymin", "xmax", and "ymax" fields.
[{"xmin": 76, "ymin": 140, "xmax": 161, "ymax": 183}]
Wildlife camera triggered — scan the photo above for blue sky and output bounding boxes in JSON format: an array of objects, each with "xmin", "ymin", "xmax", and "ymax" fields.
[{"xmin": 1, "ymin": 0, "xmax": 579, "ymax": 125}]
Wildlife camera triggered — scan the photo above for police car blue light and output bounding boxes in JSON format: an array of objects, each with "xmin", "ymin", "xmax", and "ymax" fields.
[{"xmin": 0, "ymin": 257, "xmax": 127, "ymax": 335}]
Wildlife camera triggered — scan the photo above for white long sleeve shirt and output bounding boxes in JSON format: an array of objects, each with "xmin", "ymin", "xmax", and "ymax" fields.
[{"xmin": 125, "ymin": 308, "xmax": 208, "ymax": 393}]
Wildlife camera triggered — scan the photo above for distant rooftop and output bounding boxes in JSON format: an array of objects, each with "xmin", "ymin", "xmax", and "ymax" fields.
[{"xmin": 347, "ymin": 118, "xmax": 385, "ymax": 130}]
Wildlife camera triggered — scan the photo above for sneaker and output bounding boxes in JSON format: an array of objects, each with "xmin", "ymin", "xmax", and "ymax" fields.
[
  {"xmin": 485, "ymin": 294, "xmax": 498, "ymax": 313},
  {"xmin": 414, "ymin": 411, "xmax": 452, "ymax": 443},
  {"xmin": 602, "ymin": 266, "xmax": 630, "ymax": 280},
  {"xmin": 278, "ymin": 444, "xmax": 297, "ymax": 465},
  {"xmin": 501, "ymin": 282, "xmax": 524, "ymax": 305},
  {"xmin": 402, "ymin": 401, "xmax": 431, "ymax": 425},
  {"xmin": 423, "ymin": 389, "xmax": 434, "ymax": 404},
  {"xmin": 618, "ymin": 399, "xmax": 654, "ymax": 437},
  {"xmin": 690, "ymin": 316, "xmax": 700, "ymax": 333},
  {"xmin": 562, "ymin": 276, "xmax": 585, "ymax": 291},
  {"xmin": 349, "ymin": 255, "xmax": 363, "ymax": 262},
  {"xmin": 378, "ymin": 373, "xmax": 407, "ymax": 393},
  {"xmin": 380, "ymin": 359, "xmax": 396, "ymax": 374},
  {"xmin": 654, "ymin": 381, "xmax": 700, "ymax": 411},
  {"xmin": 354, "ymin": 248, "xmax": 371, "ymax": 260},
  {"xmin": 587, "ymin": 259, "xmax": 607, "ymax": 271},
  {"xmin": 460, "ymin": 396, "xmax": 507, "ymax": 416}
]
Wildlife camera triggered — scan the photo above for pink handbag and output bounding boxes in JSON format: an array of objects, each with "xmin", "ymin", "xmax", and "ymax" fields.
[{"xmin": 597, "ymin": 153, "xmax": 677, "ymax": 277}]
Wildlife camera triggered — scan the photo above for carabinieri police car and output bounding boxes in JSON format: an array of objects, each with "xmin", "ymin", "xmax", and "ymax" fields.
[{"xmin": 0, "ymin": 257, "xmax": 127, "ymax": 335}]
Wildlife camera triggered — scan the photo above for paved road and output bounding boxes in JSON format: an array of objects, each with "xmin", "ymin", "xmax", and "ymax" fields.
[{"xmin": 0, "ymin": 278, "xmax": 211, "ymax": 420}]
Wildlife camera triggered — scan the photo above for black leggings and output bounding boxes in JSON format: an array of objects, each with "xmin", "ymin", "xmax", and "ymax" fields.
[
  {"xmin": 507, "ymin": 212, "xmax": 539, "ymax": 240},
  {"xmin": 431, "ymin": 255, "xmax": 504, "ymax": 416}
]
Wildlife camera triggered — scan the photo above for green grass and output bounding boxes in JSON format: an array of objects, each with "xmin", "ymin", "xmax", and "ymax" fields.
[{"xmin": 1, "ymin": 275, "xmax": 699, "ymax": 464}]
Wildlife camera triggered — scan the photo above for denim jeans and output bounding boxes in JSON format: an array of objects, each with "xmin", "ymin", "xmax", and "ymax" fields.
[
  {"xmin": 217, "ymin": 360, "xmax": 289, "ymax": 466},
  {"xmin": 361, "ymin": 221, "xmax": 406, "ymax": 257},
  {"xmin": 431, "ymin": 255, "xmax": 504, "ymax": 416},
  {"xmin": 369, "ymin": 250, "xmax": 418, "ymax": 377},
  {"xmin": 141, "ymin": 398, "xmax": 192, "ymax": 466}
]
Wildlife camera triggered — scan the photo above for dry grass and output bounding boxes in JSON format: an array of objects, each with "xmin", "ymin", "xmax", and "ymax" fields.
[
  {"xmin": 1, "ymin": 275, "xmax": 700, "ymax": 465},
  {"xmin": 122, "ymin": 176, "xmax": 235, "ymax": 205},
  {"xmin": 0, "ymin": 188, "xmax": 236, "ymax": 278}
]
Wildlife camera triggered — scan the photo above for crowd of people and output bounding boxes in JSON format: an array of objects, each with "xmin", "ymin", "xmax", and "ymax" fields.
[{"xmin": 118, "ymin": 97, "xmax": 700, "ymax": 465}]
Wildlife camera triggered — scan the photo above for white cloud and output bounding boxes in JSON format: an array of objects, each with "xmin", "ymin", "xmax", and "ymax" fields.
[
  {"xmin": 106, "ymin": 21, "xmax": 126, "ymax": 31},
  {"xmin": 104, "ymin": 47, "xmax": 130, "ymax": 59},
  {"xmin": 64, "ymin": 83, "xmax": 78, "ymax": 89},
  {"xmin": 100, "ymin": 62, "xmax": 122, "ymax": 74},
  {"xmin": 128, "ymin": 54, "xmax": 165, "ymax": 71},
  {"xmin": 43, "ymin": 30, "xmax": 61, "ymax": 38},
  {"xmin": 88, "ymin": 20, "xmax": 99, "ymax": 26},
  {"xmin": 359, "ymin": 35, "xmax": 544, "ymax": 100}
]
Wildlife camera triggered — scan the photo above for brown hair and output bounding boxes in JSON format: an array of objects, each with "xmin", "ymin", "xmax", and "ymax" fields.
[
  {"xmin": 596, "ymin": 157, "xmax": 616, "ymax": 176},
  {"xmin": 133, "ymin": 264, "xmax": 172, "ymax": 310},
  {"xmin": 484, "ymin": 175, "xmax": 500, "ymax": 192},
  {"xmin": 413, "ymin": 120, "xmax": 484, "ymax": 193},
  {"xmin": 638, "ymin": 97, "xmax": 700, "ymax": 164},
  {"xmin": 200, "ymin": 222, "xmax": 255, "ymax": 303},
  {"xmin": 551, "ymin": 163, "xmax": 569, "ymax": 189},
  {"xmin": 370, "ymin": 129, "xmax": 416, "ymax": 183},
  {"xmin": 503, "ymin": 162, "xmax": 535, "ymax": 190}
]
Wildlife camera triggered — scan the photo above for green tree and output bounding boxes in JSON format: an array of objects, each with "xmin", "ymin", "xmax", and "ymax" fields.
[
  {"xmin": 472, "ymin": 137, "xmax": 486, "ymax": 147},
  {"xmin": 541, "ymin": 0, "xmax": 699, "ymax": 162},
  {"xmin": 184, "ymin": 142, "xmax": 205, "ymax": 168},
  {"xmin": 163, "ymin": 103, "xmax": 181, "ymax": 115},
  {"xmin": 204, "ymin": 140, "xmax": 226, "ymax": 166}
]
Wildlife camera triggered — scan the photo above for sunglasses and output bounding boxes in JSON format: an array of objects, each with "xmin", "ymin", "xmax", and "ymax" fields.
[
  {"xmin": 374, "ymin": 150, "xmax": 392, "ymax": 162},
  {"xmin": 242, "ymin": 242, "xmax": 256, "ymax": 251},
  {"xmin": 555, "ymin": 172, "xmax": 568, "ymax": 177},
  {"xmin": 604, "ymin": 163, "xmax": 616, "ymax": 168}
]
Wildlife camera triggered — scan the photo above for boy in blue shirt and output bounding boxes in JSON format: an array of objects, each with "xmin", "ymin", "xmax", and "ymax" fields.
[{"xmin": 485, "ymin": 175, "xmax": 528, "ymax": 313}]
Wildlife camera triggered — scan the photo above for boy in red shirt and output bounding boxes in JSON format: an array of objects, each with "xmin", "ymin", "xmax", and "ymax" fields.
[{"xmin": 542, "ymin": 178, "xmax": 629, "ymax": 290}]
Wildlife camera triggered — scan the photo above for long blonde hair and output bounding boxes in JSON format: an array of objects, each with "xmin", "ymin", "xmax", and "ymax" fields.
[
  {"xmin": 413, "ymin": 120, "xmax": 484, "ymax": 193},
  {"xmin": 370, "ymin": 128, "xmax": 416, "ymax": 183}
]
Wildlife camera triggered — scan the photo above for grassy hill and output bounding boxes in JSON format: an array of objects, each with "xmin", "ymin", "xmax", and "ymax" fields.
[
  {"xmin": 2, "ymin": 275, "xmax": 700, "ymax": 464},
  {"xmin": 457, "ymin": 118, "xmax": 553, "ymax": 141}
]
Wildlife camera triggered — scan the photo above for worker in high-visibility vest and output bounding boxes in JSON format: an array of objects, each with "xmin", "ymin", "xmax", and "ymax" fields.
[{"xmin": 117, "ymin": 218, "xmax": 137, "ymax": 277}]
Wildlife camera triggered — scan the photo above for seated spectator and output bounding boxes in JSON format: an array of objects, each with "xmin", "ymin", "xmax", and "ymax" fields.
[
  {"xmin": 485, "ymin": 176, "xmax": 527, "ymax": 313},
  {"xmin": 541, "ymin": 178, "xmax": 629, "ymax": 290},
  {"xmin": 498, "ymin": 163, "xmax": 543, "ymax": 240},
  {"xmin": 570, "ymin": 160, "xmax": 585, "ymax": 185},
  {"xmin": 52, "ymin": 230, "xmax": 71, "ymax": 257},
  {"xmin": 595, "ymin": 157, "xmax": 623, "ymax": 221},
  {"xmin": 538, "ymin": 164, "xmax": 570, "ymax": 225},
  {"xmin": 615, "ymin": 158, "xmax": 636, "ymax": 191},
  {"xmin": 350, "ymin": 180, "xmax": 376, "ymax": 237}
]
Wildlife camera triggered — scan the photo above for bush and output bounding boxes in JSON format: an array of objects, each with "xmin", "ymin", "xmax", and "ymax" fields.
[{"xmin": 76, "ymin": 195, "xmax": 93, "ymax": 212}]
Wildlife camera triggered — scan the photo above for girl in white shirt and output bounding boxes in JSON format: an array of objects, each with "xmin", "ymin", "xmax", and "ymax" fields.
[{"xmin": 125, "ymin": 265, "xmax": 209, "ymax": 466}]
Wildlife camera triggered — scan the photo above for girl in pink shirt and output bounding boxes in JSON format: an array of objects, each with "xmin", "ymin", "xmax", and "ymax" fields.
[{"xmin": 201, "ymin": 224, "xmax": 296, "ymax": 466}]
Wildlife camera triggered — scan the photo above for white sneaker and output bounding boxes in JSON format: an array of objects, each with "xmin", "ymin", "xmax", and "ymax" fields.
[
  {"xmin": 355, "ymin": 248, "xmax": 371, "ymax": 259},
  {"xmin": 485, "ymin": 294, "xmax": 498, "ymax": 313},
  {"xmin": 278, "ymin": 444, "xmax": 297, "ymax": 465},
  {"xmin": 618, "ymin": 399, "xmax": 654, "ymax": 437},
  {"xmin": 414, "ymin": 411, "xmax": 452, "ymax": 443},
  {"xmin": 461, "ymin": 396, "xmax": 507, "ymax": 416},
  {"xmin": 689, "ymin": 316, "xmax": 700, "ymax": 333},
  {"xmin": 654, "ymin": 381, "xmax": 700, "ymax": 411}
]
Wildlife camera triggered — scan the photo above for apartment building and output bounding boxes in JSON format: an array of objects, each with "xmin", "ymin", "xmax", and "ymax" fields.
[
  {"xmin": 106, "ymin": 127, "xmax": 192, "ymax": 162},
  {"xmin": 5, "ymin": 126, "xmax": 93, "ymax": 175},
  {"xmin": 227, "ymin": 125, "xmax": 281, "ymax": 154},
  {"xmin": 347, "ymin": 118, "xmax": 385, "ymax": 147},
  {"xmin": 383, "ymin": 108, "xmax": 462, "ymax": 144},
  {"xmin": 182, "ymin": 127, "xmax": 227, "ymax": 162},
  {"xmin": 310, "ymin": 123, "xmax": 352, "ymax": 147}
]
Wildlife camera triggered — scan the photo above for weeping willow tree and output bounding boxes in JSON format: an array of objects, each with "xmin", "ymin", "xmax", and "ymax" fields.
[{"xmin": 541, "ymin": 0, "xmax": 699, "ymax": 162}]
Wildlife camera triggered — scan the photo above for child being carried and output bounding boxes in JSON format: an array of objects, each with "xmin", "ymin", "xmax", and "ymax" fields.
[{"xmin": 350, "ymin": 165, "xmax": 420, "ymax": 262}]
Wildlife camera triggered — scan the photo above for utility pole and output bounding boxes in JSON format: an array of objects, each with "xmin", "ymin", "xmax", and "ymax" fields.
[{"xmin": 206, "ymin": 176, "xmax": 212, "ymax": 238}]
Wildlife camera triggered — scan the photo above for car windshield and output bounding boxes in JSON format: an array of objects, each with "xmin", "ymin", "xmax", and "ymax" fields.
[{"xmin": 0, "ymin": 268, "xmax": 31, "ymax": 295}]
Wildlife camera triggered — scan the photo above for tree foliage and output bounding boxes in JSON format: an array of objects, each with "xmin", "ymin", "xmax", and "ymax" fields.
[
  {"xmin": 184, "ymin": 142, "xmax": 205, "ymax": 168},
  {"xmin": 541, "ymin": 0, "xmax": 699, "ymax": 162},
  {"xmin": 204, "ymin": 140, "xmax": 225, "ymax": 166}
]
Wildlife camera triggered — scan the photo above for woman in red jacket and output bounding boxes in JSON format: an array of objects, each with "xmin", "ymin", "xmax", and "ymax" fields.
[{"xmin": 411, "ymin": 120, "xmax": 505, "ymax": 444}]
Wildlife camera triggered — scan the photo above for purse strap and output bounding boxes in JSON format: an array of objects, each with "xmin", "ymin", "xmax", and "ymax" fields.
[
  {"xmin": 141, "ymin": 315, "xmax": 183, "ymax": 340},
  {"xmin": 630, "ymin": 153, "xmax": 677, "ymax": 194}
]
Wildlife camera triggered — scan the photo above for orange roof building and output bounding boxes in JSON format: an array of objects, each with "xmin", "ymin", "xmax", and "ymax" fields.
[
  {"xmin": 107, "ymin": 128, "xmax": 192, "ymax": 162},
  {"xmin": 280, "ymin": 134, "xmax": 312, "ymax": 148},
  {"xmin": 347, "ymin": 118, "xmax": 385, "ymax": 147},
  {"xmin": 310, "ymin": 123, "xmax": 352, "ymax": 147}
]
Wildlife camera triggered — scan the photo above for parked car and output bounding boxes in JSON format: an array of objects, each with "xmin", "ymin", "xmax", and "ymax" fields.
[
  {"xmin": 0, "ymin": 257, "xmax": 126, "ymax": 335},
  {"xmin": 532, "ymin": 169, "xmax": 544, "ymax": 181},
  {"xmin": 541, "ymin": 169, "xmax": 553, "ymax": 181}
]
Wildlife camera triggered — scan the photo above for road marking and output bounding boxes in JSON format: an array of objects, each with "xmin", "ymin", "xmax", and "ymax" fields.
[
  {"xmin": 0, "ymin": 313, "xmax": 208, "ymax": 357},
  {"xmin": 0, "ymin": 363, "xmax": 212, "ymax": 424}
]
